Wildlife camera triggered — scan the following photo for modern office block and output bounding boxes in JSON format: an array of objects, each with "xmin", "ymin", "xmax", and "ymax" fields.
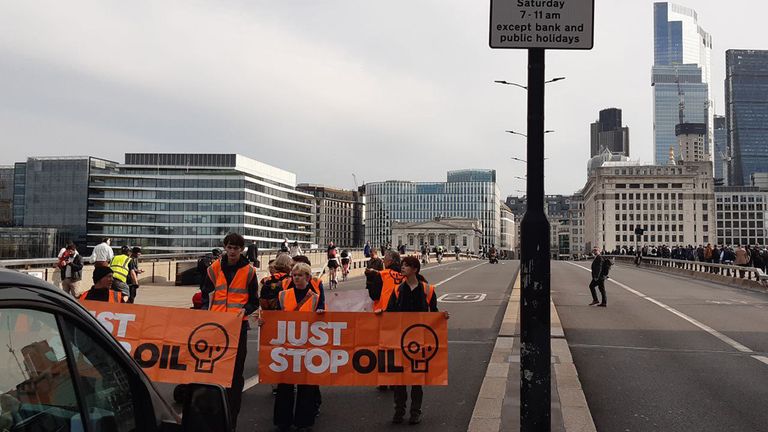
[
  {"xmin": 87, "ymin": 153, "xmax": 314, "ymax": 253},
  {"xmin": 653, "ymin": 2, "xmax": 713, "ymax": 165},
  {"xmin": 725, "ymin": 49, "xmax": 768, "ymax": 186},
  {"xmin": 590, "ymin": 108, "xmax": 630, "ymax": 157}
]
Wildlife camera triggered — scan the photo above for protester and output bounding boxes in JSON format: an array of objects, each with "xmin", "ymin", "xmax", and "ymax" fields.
[
  {"xmin": 366, "ymin": 250, "xmax": 403, "ymax": 313},
  {"xmin": 200, "ymin": 233, "xmax": 258, "ymax": 430},
  {"xmin": 259, "ymin": 255, "xmax": 293, "ymax": 311},
  {"xmin": 588, "ymin": 247, "xmax": 608, "ymax": 307},
  {"xmin": 92, "ymin": 237, "xmax": 113, "ymax": 268},
  {"xmin": 79, "ymin": 267, "xmax": 125, "ymax": 303},
  {"xmin": 272, "ymin": 262, "xmax": 324, "ymax": 432},
  {"xmin": 109, "ymin": 246, "xmax": 135, "ymax": 299},
  {"xmin": 384, "ymin": 255, "xmax": 448, "ymax": 425},
  {"xmin": 60, "ymin": 243, "xmax": 84, "ymax": 297}
]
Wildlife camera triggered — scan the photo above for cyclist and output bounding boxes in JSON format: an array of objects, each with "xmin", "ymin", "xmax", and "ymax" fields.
[
  {"xmin": 327, "ymin": 242, "xmax": 340, "ymax": 289},
  {"xmin": 340, "ymin": 249, "xmax": 351, "ymax": 281},
  {"xmin": 420, "ymin": 242, "xmax": 429, "ymax": 265},
  {"xmin": 436, "ymin": 245, "xmax": 444, "ymax": 264},
  {"xmin": 454, "ymin": 245, "xmax": 461, "ymax": 261}
]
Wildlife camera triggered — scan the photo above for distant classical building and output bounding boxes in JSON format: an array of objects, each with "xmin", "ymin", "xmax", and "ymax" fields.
[
  {"xmin": 365, "ymin": 169, "xmax": 500, "ymax": 249},
  {"xmin": 583, "ymin": 160, "xmax": 715, "ymax": 251},
  {"xmin": 590, "ymin": 108, "xmax": 630, "ymax": 157},
  {"xmin": 297, "ymin": 184, "xmax": 364, "ymax": 248},
  {"xmin": 390, "ymin": 218, "xmax": 483, "ymax": 253},
  {"xmin": 587, "ymin": 148, "xmax": 632, "ymax": 175},
  {"xmin": 714, "ymin": 186, "xmax": 768, "ymax": 246},
  {"xmin": 0, "ymin": 166, "xmax": 13, "ymax": 227}
]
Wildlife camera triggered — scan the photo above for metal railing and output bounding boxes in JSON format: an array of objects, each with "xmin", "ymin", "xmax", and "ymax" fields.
[{"xmin": 606, "ymin": 254, "xmax": 768, "ymax": 286}]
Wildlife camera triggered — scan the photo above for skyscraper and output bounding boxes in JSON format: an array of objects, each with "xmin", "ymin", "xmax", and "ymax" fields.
[
  {"xmin": 713, "ymin": 115, "xmax": 726, "ymax": 184},
  {"xmin": 590, "ymin": 108, "xmax": 630, "ymax": 157},
  {"xmin": 652, "ymin": 2, "xmax": 713, "ymax": 165},
  {"xmin": 725, "ymin": 50, "xmax": 768, "ymax": 186}
]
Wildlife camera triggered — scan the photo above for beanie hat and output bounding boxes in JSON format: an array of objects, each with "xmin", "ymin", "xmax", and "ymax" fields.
[{"xmin": 93, "ymin": 266, "xmax": 113, "ymax": 283}]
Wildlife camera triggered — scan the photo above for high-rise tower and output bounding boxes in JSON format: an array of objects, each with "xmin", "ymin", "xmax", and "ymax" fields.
[{"xmin": 652, "ymin": 2, "xmax": 713, "ymax": 165}]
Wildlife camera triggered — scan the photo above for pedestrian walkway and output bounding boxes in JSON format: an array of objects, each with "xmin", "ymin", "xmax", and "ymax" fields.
[{"xmin": 468, "ymin": 272, "xmax": 595, "ymax": 432}]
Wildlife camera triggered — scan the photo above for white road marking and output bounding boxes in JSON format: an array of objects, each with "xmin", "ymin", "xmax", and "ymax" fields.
[
  {"xmin": 434, "ymin": 262, "xmax": 487, "ymax": 286},
  {"xmin": 752, "ymin": 356, "xmax": 768, "ymax": 366},
  {"xmin": 243, "ymin": 375, "xmax": 260, "ymax": 392},
  {"xmin": 566, "ymin": 262, "xmax": 763, "ymax": 361},
  {"xmin": 437, "ymin": 293, "xmax": 487, "ymax": 303}
]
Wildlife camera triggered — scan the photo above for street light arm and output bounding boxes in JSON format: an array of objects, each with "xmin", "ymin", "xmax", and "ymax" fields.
[{"xmin": 494, "ymin": 80, "xmax": 527, "ymax": 90}]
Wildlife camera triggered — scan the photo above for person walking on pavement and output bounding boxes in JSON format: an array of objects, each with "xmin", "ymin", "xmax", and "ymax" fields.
[
  {"xmin": 290, "ymin": 240, "xmax": 303, "ymax": 257},
  {"xmin": 246, "ymin": 242, "xmax": 259, "ymax": 267},
  {"xmin": 60, "ymin": 243, "xmax": 84, "ymax": 297},
  {"xmin": 270, "ymin": 262, "xmax": 324, "ymax": 432},
  {"xmin": 201, "ymin": 233, "xmax": 259, "ymax": 431},
  {"xmin": 364, "ymin": 241, "xmax": 371, "ymax": 258},
  {"xmin": 588, "ymin": 247, "xmax": 608, "ymax": 307},
  {"xmin": 384, "ymin": 255, "xmax": 448, "ymax": 425},
  {"xmin": 92, "ymin": 237, "xmax": 113, "ymax": 268},
  {"xmin": 79, "ymin": 267, "xmax": 126, "ymax": 303}
]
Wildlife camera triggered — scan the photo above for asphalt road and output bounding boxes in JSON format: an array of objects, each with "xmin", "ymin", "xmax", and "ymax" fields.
[
  {"xmin": 552, "ymin": 261, "xmax": 768, "ymax": 432},
  {"xmin": 211, "ymin": 258, "xmax": 520, "ymax": 431}
]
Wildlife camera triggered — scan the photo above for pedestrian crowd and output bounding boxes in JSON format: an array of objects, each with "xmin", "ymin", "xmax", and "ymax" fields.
[{"xmin": 605, "ymin": 243, "xmax": 768, "ymax": 276}]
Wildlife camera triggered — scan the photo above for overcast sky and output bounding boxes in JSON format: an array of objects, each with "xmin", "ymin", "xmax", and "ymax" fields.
[{"xmin": 0, "ymin": 1, "xmax": 764, "ymax": 196}]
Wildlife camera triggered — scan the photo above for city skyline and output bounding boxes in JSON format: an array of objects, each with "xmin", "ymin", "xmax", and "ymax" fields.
[{"xmin": 0, "ymin": 1, "xmax": 766, "ymax": 196}]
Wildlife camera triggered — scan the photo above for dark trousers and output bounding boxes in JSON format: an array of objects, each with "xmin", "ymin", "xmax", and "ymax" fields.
[
  {"xmin": 393, "ymin": 385, "xmax": 423, "ymax": 416},
  {"xmin": 227, "ymin": 322, "xmax": 248, "ymax": 430},
  {"xmin": 128, "ymin": 284, "xmax": 138, "ymax": 303},
  {"xmin": 274, "ymin": 384, "xmax": 319, "ymax": 428},
  {"xmin": 589, "ymin": 278, "xmax": 606, "ymax": 305}
]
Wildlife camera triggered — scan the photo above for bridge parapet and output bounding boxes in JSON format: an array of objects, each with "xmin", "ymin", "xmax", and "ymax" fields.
[{"xmin": 606, "ymin": 255, "xmax": 768, "ymax": 291}]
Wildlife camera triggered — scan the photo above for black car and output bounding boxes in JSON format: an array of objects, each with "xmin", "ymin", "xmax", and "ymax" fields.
[{"xmin": 0, "ymin": 268, "xmax": 230, "ymax": 432}]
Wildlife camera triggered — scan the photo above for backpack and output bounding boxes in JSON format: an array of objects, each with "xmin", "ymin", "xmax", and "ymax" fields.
[{"xmin": 601, "ymin": 257, "xmax": 613, "ymax": 275}]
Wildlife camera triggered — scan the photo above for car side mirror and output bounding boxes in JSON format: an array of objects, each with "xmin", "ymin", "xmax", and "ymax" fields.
[{"xmin": 181, "ymin": 383, "xmax": 231, "ymax": 432}]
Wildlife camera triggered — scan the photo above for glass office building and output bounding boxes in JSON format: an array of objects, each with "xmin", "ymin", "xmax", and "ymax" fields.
[
  {"xmin": 725, "ymin": 50, "xmax": 768, "ymax": 186},
  {"xmin": 713, "ymin": 115, "xmax": 727, "ymax": 184},
  {"xmin": 364, "ymin": 170, "xmax": 501, "ymax": 249},
  {"xmin": 653, "ymin": 2, "xmax": 713, "ymax": 165},
  {"xmin": 87, "ymin": 153, "xmax": 313, "ymax": 253},
  {"xmin": 0, "ymin": 166, "xmax": 13, "ymax": 227},
  {"xmin": 12, "ymin": 157, "xmax": 118, "ymax": 253},
  {"xmin": 652, "ymin": 64, "xmax": 709, "ymax": 164}
]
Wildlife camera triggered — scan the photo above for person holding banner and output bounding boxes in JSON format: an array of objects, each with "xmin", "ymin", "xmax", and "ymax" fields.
[
  {"xmin": 79, "ymin": 266, "xmax": 126, "ymax": 303},
  {"xmin": 273, "ymin": 262, "xmax": 324, "ymax": 432},
  {"xmin": 385, "ymin": 255, "xmax": 448, "ymax": 425},
  {"xmin": 201, "ymin": 232, "xmax": 259, "ymax": 431},
  {"xmin": 365, "ymin": 250, "xmax": 403, "ymax": 313}
]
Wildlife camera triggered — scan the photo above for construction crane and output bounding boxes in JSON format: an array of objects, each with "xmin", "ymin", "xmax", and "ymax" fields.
[{"xmin": 676, "ymin": 70, "xmax": 685, "ymax": 126}]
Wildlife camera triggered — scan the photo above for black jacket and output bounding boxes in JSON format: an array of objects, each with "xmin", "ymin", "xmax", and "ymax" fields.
[
  {"xmin": 591, "ymin": 255, "xmax": 604, "ymax": 280},
  {"xmin": 386, "ymin": 278, "xmax": 439, "ymax": 313},
  {"xmin": 64, "ymin": 253, "xmax": 84, "ymax": 281},
  {"xmin": 201, "ymin": 256, "xmax": 259, "ymax": 315}
]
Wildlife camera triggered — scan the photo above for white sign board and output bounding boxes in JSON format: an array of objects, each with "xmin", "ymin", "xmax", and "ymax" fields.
[{"xmin": 490, "ymin": 0, "xmax": 594, "ymax": 49}]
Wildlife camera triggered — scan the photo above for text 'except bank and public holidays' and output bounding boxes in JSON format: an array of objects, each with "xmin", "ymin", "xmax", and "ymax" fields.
[{"xmin": 489, "ymin": 0, "xmax": 595, "ymax": 50}]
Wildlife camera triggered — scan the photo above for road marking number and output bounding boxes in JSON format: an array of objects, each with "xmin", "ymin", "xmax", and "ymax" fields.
[{"xmin": 438, "ymin": 293, "xmax": 487, "ymax": 303}]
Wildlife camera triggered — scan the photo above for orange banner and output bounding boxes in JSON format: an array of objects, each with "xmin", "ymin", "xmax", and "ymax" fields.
[
  {"xmin": 81, "ymin": 301, "xmax": 242, "ymax": 386},
  {"xmin": 258, "ymin": 311, "xmax": 448, "ymax": 386}
]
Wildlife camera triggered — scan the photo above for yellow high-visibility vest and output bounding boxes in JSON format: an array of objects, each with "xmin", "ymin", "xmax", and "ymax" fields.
[{"xmin": 110, "ymin": 254, "xmax": 132, "ymax": 283}]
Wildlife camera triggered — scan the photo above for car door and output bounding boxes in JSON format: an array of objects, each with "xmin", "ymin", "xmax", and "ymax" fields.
[{"xmin": 0, "ymin": 305, "xmax": 158, "ymax": 432}]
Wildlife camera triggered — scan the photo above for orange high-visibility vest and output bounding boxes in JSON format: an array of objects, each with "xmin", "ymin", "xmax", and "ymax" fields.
[
  {"xmin": 281, "ymin": 277, "xmax": 322, "ymax": 294},
  {"xmin": 79, "ymin": 289, "xmax": 124, "ymax": 303},
  {"xmin": 207, "ymin": 260, "xmax": 255, "ymax": 319},
  {"xmin": 279, "ymin": 288, "xmax": 319, "ymax": 312},
  {"xmin": 375, "ymin": 269, "xmax": 405, "ymax": 311},
  {"xmin": 393, "ymin": 281, "xmax": 435, "ymax": 305}
]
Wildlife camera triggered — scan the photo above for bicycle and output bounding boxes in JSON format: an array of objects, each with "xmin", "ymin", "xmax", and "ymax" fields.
[{"xmin": 341, "ymin": 259, "xmax": 350, "ymax": 281}]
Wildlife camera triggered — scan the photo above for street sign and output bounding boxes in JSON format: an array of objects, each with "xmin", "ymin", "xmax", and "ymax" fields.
[{"xmin": 489, "ymin": 0, "xmax": 595, "ymax": 49}]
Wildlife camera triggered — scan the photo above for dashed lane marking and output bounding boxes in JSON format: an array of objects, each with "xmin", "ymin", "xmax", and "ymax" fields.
[
  {"xmin": 566, "ymin": 262, "xmax": 764, "ymax": 365},
  {"xmin": 434, "ymin": 262, "xmax": 487, "ymax": 286}
]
